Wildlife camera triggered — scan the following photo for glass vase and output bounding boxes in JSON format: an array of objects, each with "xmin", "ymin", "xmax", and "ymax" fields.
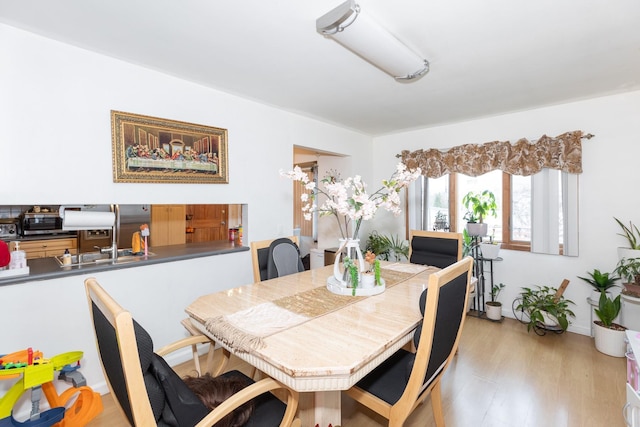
[{"xmin": 333, "ymin": 238, "xmax": 365, "ymax": 287}]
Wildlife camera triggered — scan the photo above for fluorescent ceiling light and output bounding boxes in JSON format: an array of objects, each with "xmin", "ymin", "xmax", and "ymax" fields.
[{"xmin": 316, "ymin": 0, "xmax": 429, "ymax": 82}]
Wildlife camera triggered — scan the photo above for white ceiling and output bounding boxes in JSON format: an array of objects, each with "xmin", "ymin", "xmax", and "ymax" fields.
[{"xmin": 1, "ymin": 0, "xmax": 639, "ymax": 136}]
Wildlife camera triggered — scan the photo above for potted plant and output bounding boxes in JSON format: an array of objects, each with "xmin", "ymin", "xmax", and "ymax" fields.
[
  {"xmin": 515, "ymin": 285, "xmax": 575, "ymax": 334},
  {"xmin": 365, "ymin": 231, "xmax": 409, "ymax": 262},
  {"xmin": 593, "ymin": 291, "xmax": 627, "ymax": 357},
  {"xmin": 480, "ymin": 234, "xmax": 501, "ymax": 259},
  {"xmin": 615, "ymin": 257, "xmax": 640, "ymax": 297},
  {"xmin": 485, "ymin": 282, "xmax": 505, "ymax": 321},
  {"xmin": 361, "ymin": 250, "xmax": 381, "ymax": 289},
  {"xmin": 577, "ymin": 269, "xmax": 620, "ymax": 301},
  {"xmin": 614, "ymin": 217, "xmax": 640, "ymax": 260},
  {"xmin": 433, "ymin": 211, "xmax": 449, "ymax": 231},
  {"xmin": 462, "ymin": 190, "xmax": 497, "ymax": 237}
]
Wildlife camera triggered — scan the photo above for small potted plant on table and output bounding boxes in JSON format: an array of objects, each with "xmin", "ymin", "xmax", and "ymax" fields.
[
  {"xmin": 485, "ymin": 283, "xmax": 505, "ymax": 321},
  {"xmin": 361, "ymin": 250, "xmax": 381, "ymax": 289}
]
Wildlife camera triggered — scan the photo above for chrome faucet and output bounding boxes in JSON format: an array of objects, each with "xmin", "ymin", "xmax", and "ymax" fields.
[{"xmin": 94, "ymin": 204, "xmax": 119, "ymax": 261}]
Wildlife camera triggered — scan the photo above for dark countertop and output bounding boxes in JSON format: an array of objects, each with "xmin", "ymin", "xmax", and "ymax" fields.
[{"xmin": 0, "ymin": 241, "xmax": 248, "ymax": 286}]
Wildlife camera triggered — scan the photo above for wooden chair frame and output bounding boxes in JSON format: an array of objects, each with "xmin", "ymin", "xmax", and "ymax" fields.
[
  {"xmin": 345, "ymin": 257, "xmax": 474, "ymax": 427},
  {"xmin": 408, "ymin": 230, "xmax": 463, "ymax": 265},
  {"xmin": 85, "ymin": 277, "xmax": 300, "ymax": 427},
  {"xmin": 250, "ymin": 236, "xmax": 300, "ymax": 282}
]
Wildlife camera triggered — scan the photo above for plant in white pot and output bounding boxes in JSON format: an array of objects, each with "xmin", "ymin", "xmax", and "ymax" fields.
[
  {"xmin": 577, "ymin": 269, "xmax": 620, "ymax": 302},
  {"xmin": 361, "ymin": 250, "xmax": 381, "ymax": 289},
  {"xmin": 480, "ymin": 234, "xmax": 501, "ymax": 260},
  {"xmin": 485, "ymin": 282, "xmax": 505, "ymax": 321},
  {"xmin": 462, "ymin": 190, "xmax": 497, "ymax": 237},
  {"xmin": 615, "ymin": 257, "xmax": 640, "ymax": 297},
  {"xmin": 593, "ymin": 291, "xmax": 627, "ymax": 357},
  {"xmin": 614, "ymin": 217, "xmax": 640, "ymax": 260}
]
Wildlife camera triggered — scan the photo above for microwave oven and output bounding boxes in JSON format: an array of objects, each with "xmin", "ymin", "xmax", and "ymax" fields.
[{"xmin": 20, "ymin": 212, "xmax": 75, "ymax": 236}]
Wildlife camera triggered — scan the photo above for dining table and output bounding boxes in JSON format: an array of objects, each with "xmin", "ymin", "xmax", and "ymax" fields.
[{"xmin": 185, "ymin": 262, "xmax": 446, "ymax": 426}]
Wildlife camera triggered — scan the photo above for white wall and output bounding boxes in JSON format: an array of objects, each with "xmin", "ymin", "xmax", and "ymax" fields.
[
  {"xmin": 0, "ymin": 23, "xmax": 370, "ymax": 405},
  {"xmin": 373, "ymin": 90, "xmax": 640, "ymax": 336},
  {"xmin": 3, "ymin": 20, "xmax": 640, "ymax": 405}
]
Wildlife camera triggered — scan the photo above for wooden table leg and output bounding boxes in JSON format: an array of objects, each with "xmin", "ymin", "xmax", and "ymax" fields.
[{"xmin": 298, "ymin": 391, "xmax": 342, "ymax": 426}]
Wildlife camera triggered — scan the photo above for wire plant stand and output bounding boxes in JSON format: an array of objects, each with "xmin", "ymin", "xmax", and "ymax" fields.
[{"xmin": 512, "ymin": 279, "xmax": 571, "ymax": 336}]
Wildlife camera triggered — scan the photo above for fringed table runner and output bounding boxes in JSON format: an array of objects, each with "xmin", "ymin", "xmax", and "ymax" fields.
[{"xmin": 204, "ymin": 263, "xmax": 433, "ymax": 353}]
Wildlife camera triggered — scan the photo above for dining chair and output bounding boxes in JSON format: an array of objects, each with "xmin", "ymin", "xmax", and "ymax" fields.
[
  {"xmin": 344, "ymin": 256, "xmax": 474, "ymax": 427},
  {"xmin": 84, "ymin": 277, "xmax": 300, "ymax": 427},
  {"xmin": 408, "ymin": 230, "xmax": 463, "ymax": 268},
  {"xmin": 250, "ymin": 236, "xmax": 303, "ymax": 282}
]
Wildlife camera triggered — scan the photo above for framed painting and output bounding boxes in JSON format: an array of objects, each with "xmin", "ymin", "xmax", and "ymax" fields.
[{"xmin": 111, "ymin": 110, "xmax": 228, "ymax": 184}]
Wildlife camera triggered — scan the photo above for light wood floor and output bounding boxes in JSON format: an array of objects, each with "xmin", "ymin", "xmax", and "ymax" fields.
[{"xmin": 89, "ymin": 315, "xmax": 627, "ymax": 427}]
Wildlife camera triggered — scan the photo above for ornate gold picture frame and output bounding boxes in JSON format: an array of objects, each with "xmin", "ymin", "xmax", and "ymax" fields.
[{"xmin": 111, "ymin": 110, "xmax": 228, "ymax": 184}]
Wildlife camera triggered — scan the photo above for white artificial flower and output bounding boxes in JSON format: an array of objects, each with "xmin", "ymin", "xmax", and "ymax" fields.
[{"xmin": 282, "ymin": 163, "xmax": 421, "ymax": 239}]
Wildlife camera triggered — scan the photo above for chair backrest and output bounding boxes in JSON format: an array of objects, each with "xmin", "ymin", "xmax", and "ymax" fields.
[
  {"xmin": 85, "ymin": 278, "xmax": 209, "ymax": 427},
  {"xmin": 250, "ymin": 236, "xmax": 301, "ymax": 282},
  {"xmin": 406, "ymin": 257, "xmax": 473, "ymax": 411},
  {"xmin": 408, "ymin": 230, "xmax": 463, "ymax": 268}
]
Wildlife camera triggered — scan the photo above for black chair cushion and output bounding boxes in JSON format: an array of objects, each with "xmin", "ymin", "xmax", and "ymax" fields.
[
  {"xmin": 266, "ymin": 238, "xmax": 304, "ymax": 280},
  {"xmin": 92, "ymin": 301, "xmax": 137, "ymax": 425},
  {"xmin": 220, "ymin": 371, "xmax": 288, "ymax": 427},
  {"xmin": 409, "ymin": 236, "xmax": 459, "ymax": 268},
  {"xmin": 150, "ymin": 354, "xmax": 210, "ymax": 427},
  {"xmin": 357, "ymin": 269, "xmax": 469, "ymax": 406},
  {"xmin": 256, "ymin": 247, "xmax": 271, "ymax": 281},
  {"xmin": 355, "ymin": 349, "xmax": 415, "ymax": 405}
]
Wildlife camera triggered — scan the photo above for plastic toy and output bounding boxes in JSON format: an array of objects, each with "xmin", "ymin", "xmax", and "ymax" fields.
[{"xmin": 0, "ymin": 348, "xmax": 103, "ymax": 427}]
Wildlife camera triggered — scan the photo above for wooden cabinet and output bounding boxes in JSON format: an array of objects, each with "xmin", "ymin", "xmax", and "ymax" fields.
[
  {"xmin": 11, "ymin": 238, "xmax": 78, "ymax": 260},
  {"xmin": 151, "ymin": 205, "xmax": 186, "ymax": 247},
  {"xmin": 185, "ymin": 204, "xmax": 228, "ymax": 243}
]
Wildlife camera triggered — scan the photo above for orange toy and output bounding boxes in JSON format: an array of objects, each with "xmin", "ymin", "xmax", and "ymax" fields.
[{"xmin": 0, "ymin": 349, "xmax": 103, "ymax": 427}]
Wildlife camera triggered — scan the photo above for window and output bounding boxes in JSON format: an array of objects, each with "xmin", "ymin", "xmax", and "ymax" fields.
[{"xmin": 408, "ymin": 169, "xmax": 579, "ymax": 256}]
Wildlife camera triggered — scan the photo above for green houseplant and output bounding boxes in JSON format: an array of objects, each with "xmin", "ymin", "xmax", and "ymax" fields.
[
  {"xmin": 462, "ymin": 190, "xmax": 497, "ymax": 236},
  {"xmin": 615, "ymin": 257, "xmax": 640, "ymax": 296},
  {"xmin": 615, "ymin": 217, "xmax": 640, "ymax": 249},
  {"xmin": 593, "ymin": 291, "xmax": 627, "ymax": 357},
  {"xmin": 577, "ymin": 269, "xmax": 619, "ymax": 300},
  {"xmin": 615, "ymin": 217, "xmax": 640, "ymax": 260},
  {"xmin": 515, "ymin": 285, "xmax": 575, "ymax": 334},
  {"xmin": 365, "ymin": 231, "xmax": 409, "ymax": 262},
  {"xmin": 485, "ymin": 283, "xmax": 505, "ymax": 321}
]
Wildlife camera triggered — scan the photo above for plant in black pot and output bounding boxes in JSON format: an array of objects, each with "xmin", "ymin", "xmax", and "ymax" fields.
[
  {"xmin": 462, "ymin": 190, "xmax": 497, "ymax": 237},
  {"xmin": 577, "ymin": 269, "xmax": 620, "ymax": 301},
  {"xmin": 593, "ymin": 292, "xmax": 627, "ymax": 357},
  {"xmin": 485, "ymin": 282, "xmax": 505, "ymax": 321}
]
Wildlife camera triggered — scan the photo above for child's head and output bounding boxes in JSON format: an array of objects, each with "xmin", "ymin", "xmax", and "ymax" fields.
[{"xmin": 183, "ymin": 373, "xmax": 254, "ymax": 427}]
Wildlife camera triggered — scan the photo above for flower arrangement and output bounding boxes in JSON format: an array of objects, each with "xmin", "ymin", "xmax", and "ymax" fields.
[{"xmin": 280, "ymin": 163, "xmax": 421, "ymax": 240}]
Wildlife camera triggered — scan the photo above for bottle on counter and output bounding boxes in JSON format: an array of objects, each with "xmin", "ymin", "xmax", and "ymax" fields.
[
  {"xmin": 237, "ymin": 224, "xmax": 243, "ymax": 245},
  {"xmin": 62, "ymin": 248, "xmax": 72, "ymax": 266},
  {"xmin": 9, "ymin": 241, "xmax": 27, "ymax": 269}
]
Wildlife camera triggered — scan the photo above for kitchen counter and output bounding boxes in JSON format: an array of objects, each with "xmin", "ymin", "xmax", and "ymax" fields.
[{"xmin": 0, "ymin": 241, "xmax": 248, "ymax": 286}]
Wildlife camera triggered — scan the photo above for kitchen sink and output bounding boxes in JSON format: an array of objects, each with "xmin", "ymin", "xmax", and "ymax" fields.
[{"xmin": 55, "ymin": 249, "xmax": 155, "ymax": 267}]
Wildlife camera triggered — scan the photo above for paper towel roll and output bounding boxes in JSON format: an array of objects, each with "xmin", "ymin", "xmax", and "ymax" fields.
[{"xmin": 63, "ymin": 211, "xmax": 115, "ymax": 230}]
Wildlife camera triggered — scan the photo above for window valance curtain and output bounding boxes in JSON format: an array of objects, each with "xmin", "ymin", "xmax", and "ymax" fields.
[{"xmin": 400, "ymin": 130, "xmax": 593, "ymax": 178}]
